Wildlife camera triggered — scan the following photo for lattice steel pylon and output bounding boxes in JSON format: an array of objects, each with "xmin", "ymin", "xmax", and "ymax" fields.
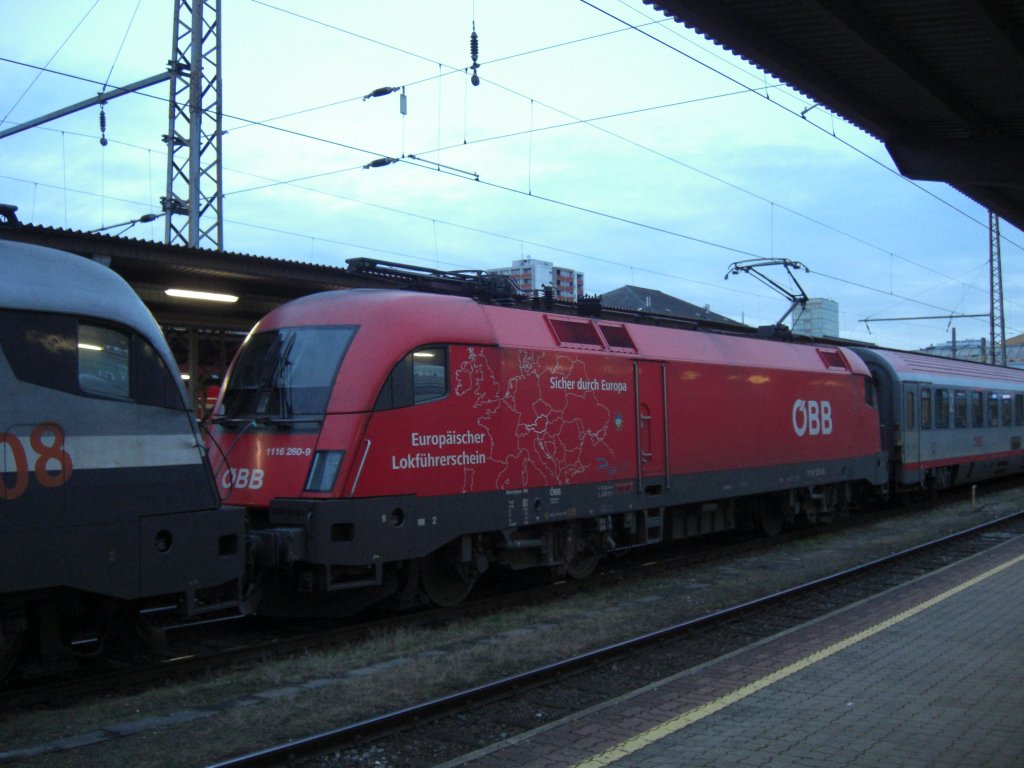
[
  {"xmin": 162, "ymin": 0, "xmax": 223, "ymax": 250},
  {"xmin": 989, "ymin": 212, "xmax": 1006, "ymax": 366}
]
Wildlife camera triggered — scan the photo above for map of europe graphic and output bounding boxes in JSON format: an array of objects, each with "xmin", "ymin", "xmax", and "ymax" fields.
[{"xmin": 454, "ymin": 347, "xmax": 617, "ymax": 492}]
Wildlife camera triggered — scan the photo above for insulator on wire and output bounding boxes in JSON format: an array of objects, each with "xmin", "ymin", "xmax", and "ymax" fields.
[
  {"xmin": 363, "ymin": 157, "xmax": 397, "ymax": 170},
  {"xmin": 470, "ymin": 24, "xmax": 480, "ymax": 86},
  {"xmin": 99, "ymin": 105, "xmax": 108, "ymax": 147},
  {"xmin": 363, "ymin": 86, "xmax": 400, "ymax": 101}
]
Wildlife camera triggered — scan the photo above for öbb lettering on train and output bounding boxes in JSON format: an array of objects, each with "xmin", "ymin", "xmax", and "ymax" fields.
[
  {"xmin": 792, "ymin": 399, "xmax": 833, "ymax": 437},
  {"xmin": 221, "ymin": 467, "xmax": 265, "ymax": 490}
]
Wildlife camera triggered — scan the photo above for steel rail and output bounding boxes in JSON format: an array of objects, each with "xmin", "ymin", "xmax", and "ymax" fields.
[
  {"xmin": 2, "ymin": 522, "xmax": 794, "ymax": 710},
  {"xmin": 204, "ymin": 509, "xmax": 1024, "ymax": 768}
]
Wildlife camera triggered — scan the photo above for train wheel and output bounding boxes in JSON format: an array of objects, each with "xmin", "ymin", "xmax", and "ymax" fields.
[
  {"xmin": 565, "ymin": 549, "xmax": 600, "ymax": 580},
  {"xmin": 563, "ymin": 526, "xmax": 600, "ymax": 580},
  {"xmin": 930, "ymin": 466, "xmax": 955, "ymax": 492},
  {"xmin": 755, "ymin": 502, "xmax": 785, "ymax": 538},
  {"xmin": 420, "ymin": 551, "xmax": 476, "ymax": 607}
]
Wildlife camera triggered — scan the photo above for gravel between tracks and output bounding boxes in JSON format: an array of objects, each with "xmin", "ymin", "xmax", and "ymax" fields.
[{"xmin": 2, "ymin": 484, "xmax": 1021, "ymax": 768}]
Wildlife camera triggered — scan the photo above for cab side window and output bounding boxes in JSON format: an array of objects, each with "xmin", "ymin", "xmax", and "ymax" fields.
[
  {"xmin": 375, "ymin": 346, "xmax": 448, "ymax": 410},
  {"xmin": 0, "ymin": 310, "xmax": 184, "ymax": 409},
  {"xmin": 79, "ymin": 323, "xmax": 184, "ymax": 408},
  {"xmin": 0, "ymin": 310, "xmax": 78, "ymax": 392},
  {"xmin": 411, "ymin": 348, "xmax": 447, "ymax": 403}
]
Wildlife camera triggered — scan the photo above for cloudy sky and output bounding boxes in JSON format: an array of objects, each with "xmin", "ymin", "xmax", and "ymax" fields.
[{"xmin": 2, "ymin": 0, "xmax": 1021, "ymax": 351}]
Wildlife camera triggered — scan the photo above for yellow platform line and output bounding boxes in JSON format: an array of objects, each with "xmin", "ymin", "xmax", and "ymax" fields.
[{"xmin": 572, "ymin": 552, "xmax": 1024, "ymax": 768}]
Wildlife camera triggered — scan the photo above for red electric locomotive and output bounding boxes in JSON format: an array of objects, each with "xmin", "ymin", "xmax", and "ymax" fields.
[{"xmin": 208, "ymin": 261, "xmax": 888, "ymax": 612}]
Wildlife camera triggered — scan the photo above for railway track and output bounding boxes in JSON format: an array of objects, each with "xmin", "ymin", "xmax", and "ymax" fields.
[
  {"xmin": 0, "ymin": 484, "xmax": 1005, "ymax": 712},
  {"xmin": 0, "ymin": 522, "xmax": 784, "ymax": 713},
  {"xmin": 2, "ymin": 493, "xmax": 1020, "ymax": 767},
  {"xmin": 200, "ymin": 509, "xmax": 1024, "ymax": 768}
]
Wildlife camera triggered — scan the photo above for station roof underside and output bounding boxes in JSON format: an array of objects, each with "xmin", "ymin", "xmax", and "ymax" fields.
[
  {"xmin": 648, "ymin": 0, "xmax": 1024, "ymax": 233},
  {"xmin": 0, "ymin": 224, "xmax": 374, "ymax": 333}
]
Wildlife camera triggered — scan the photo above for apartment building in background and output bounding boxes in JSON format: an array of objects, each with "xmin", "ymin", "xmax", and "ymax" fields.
[{"xmin": 488, "ymin": 258, "xmax": 584, "ymax": 301}]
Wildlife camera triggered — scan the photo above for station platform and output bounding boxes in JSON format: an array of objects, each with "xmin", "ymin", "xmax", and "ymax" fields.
[{"xmin": 444, "ymin": 533, "xmax": 1024, "ymax": 768}]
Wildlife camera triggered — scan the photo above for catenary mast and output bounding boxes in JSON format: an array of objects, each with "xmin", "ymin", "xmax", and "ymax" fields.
[
  {"xmin": 163, "ymin": 0, "xmax": 223, "ymax": 250},
  {"xmin": 990, "ymin": 212, "xmax": 1006, "ymax": 366}
]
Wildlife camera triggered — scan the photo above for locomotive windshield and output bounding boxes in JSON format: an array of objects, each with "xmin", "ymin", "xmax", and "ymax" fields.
[{"xmin": 218, "ymin": 326, "xmax": 355, "ymax": 422}]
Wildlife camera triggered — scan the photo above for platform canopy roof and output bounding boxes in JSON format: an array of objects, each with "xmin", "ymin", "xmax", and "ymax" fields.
[
  {"xmin": 0, "ymin": 223, "xmax": 375, "ymax": 333},
  {"xmin": 647, "ymin": 0, "xmax": 1024, "ymax": 233}
]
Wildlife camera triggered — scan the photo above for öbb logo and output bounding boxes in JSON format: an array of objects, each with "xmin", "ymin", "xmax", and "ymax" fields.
[
  {"xmin": 792, "ymin": 400, "xmax": 832, "ymax": 436},
  {"xmin": 221, "ymin": 467, "xmax": 264, "ymax": 490}
]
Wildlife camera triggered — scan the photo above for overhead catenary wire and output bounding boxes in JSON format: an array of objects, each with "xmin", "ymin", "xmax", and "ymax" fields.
[
  {"xmin": 578, "ymin": 0, "xmax": 1002, "ymax": 241},
  {"xmin": 232, "ymin": 1, "xmax": 1024, "ymax": 272},
  {"xmin": 102, "ymin": 0, "xmax": 143, "ymax": 92},
  {"xmin": 1, "ymin": 12, "xmax": 1017, "ymax": 276},
  {"xmin": 1, "ymin": 2, "xmax": 1019, "ymax": 344},
  {"xmin": 226, "ymin": 156, "xmax": 1019, "ymax": 337},
  {"xmin": 11, "ymin": 147, "xmax": 1000, "ymax": 341},
  {"xmin": 6, "ymin": 146, "xmax": 1010, "ymax": 346},
  {"xmin": 1, "ymin": 0, "xmax": 101, "ymax": 126}
]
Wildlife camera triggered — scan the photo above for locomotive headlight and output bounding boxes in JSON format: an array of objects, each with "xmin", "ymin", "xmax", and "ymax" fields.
[{"xmin": 305, "ymin": 450, "xmax": 345, "ymax": 493}]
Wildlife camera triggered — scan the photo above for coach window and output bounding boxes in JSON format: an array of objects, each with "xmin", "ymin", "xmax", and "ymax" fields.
[
  {"xmin": 904, "ymin": 391, "xmax": 915, "ymax": 430},
  {"xmin": 920, "ymin": 388, "xmax": 932, "ymax": 430},
  {"xmin": 934, "ymin": 389, "xmax": 950, "ymax": 429},
  {"xmin": 78, "ymin": 323, "xmax": 130, "ymax": 399},
  {"xmin": 954, "ymin": 391, "xmax": 967, "ymax": 428},
  {"xmin": 1002, "ymin": 393, "xmax": 1013, "ymax": 426},
  {"xmin": 988, "ymin": 392, "xmax": 1000, "ymax": 427},
  {"xmin": 971, "ymin": 392, "xmax": 984, "ymax": 428},
  {"xmin": 375, "ymin": 346, "xmax": 448, "ymax": 410},
  {"xmin": 1016, "ymin": 394, "xmax": 1024, "ymax": 427}
]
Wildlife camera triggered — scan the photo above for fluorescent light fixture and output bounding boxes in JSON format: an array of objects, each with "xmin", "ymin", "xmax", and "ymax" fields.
[
  {"xmin": 165, "ymin": 288, "xmax": 238, "ymax": 303},
  {"xmin": 78, "ymin": 343, "xmax": 104, "ymax": 351},
  {"xmin": 180, "ymin": 373, "xmax": 191, "ymax": 381}
]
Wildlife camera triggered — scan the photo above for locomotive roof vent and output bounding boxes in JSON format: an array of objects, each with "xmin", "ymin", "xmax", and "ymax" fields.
[
  {"xmin": 548, "ymin": 316, "xmax": 603, "ymax": 348},
  {"xmin": 818, "ymin": 348, "xmax": 850, "ymax": 370}
]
